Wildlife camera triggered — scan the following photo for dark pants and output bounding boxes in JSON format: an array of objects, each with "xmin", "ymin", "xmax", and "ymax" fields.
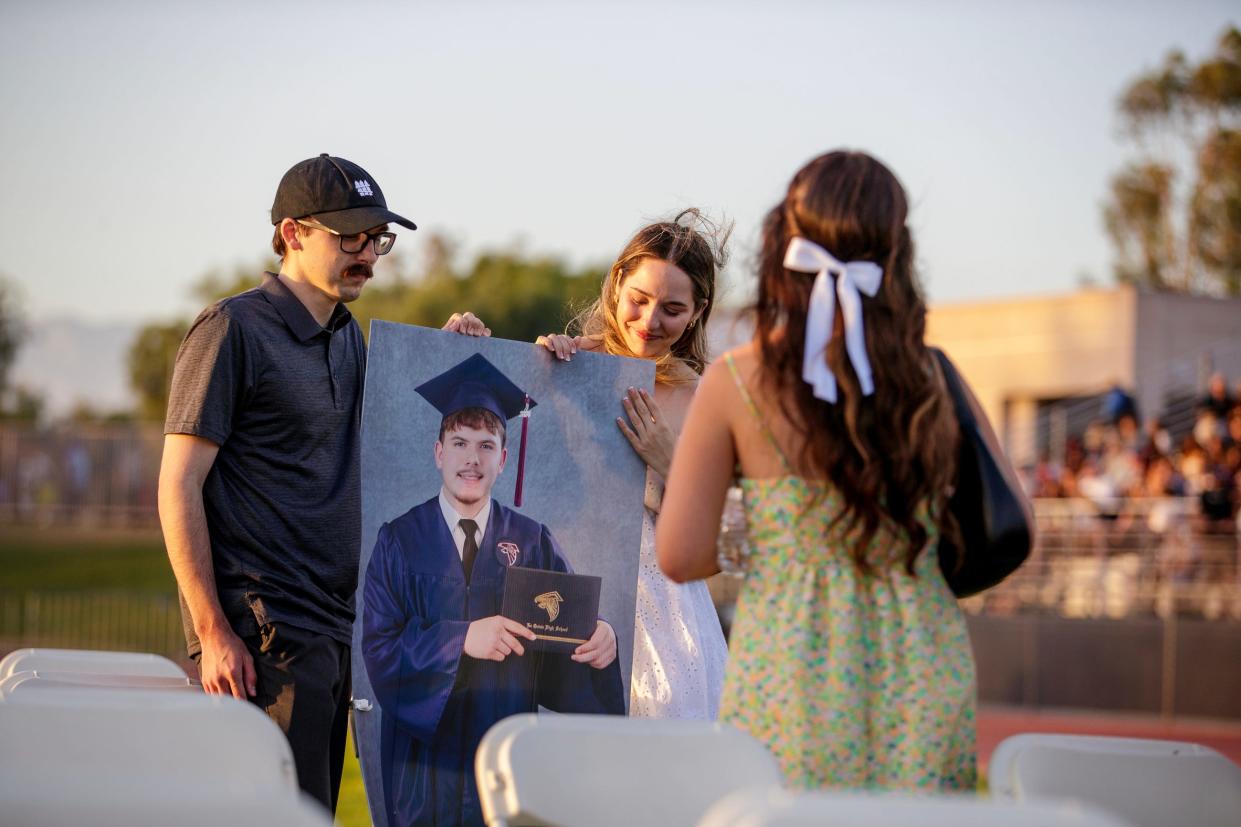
[{"xmin": 243, "ymin": 622, "xmax": 352, "ymax": 814}]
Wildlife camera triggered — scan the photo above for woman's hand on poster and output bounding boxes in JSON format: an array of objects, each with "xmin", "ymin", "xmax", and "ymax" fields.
[
  {"xmin": 618, "ymin": 387, "xmax": 676, "ymax": 478},
  {"xmin": 572, "ymin": 620, "xmax": 616, "ymax": 669},
  {"xmin": 442, "ymin": 312, "xmax": 491, "ymax": 337},
  {"xmin": 537, "ymin": 333, "xmax": 582, "ymax": 361},
  {"xmin": 464, "ymin": 615, "xmax": 535, "ymax": 661}
]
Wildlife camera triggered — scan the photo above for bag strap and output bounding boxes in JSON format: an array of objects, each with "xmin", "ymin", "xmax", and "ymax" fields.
[{"xmin": 930, "ymin": 347, "xmax": 975, "ymax": 430}]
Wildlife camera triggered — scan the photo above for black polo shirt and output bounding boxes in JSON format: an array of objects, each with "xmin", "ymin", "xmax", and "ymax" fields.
[{"xmin": 165, "ymin": 272, "xmax": 364, "ymax": 655}]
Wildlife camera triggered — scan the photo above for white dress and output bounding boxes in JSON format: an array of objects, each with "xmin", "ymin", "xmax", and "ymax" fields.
[{"xmin": 629, "ymin": 475, "xmax": 730, "ymax": 719}]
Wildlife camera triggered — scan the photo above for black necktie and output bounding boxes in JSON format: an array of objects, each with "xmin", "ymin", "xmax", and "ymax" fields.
[{"xmin": 459, "ymin": 518, "xmax": 479, "ymax": 581}]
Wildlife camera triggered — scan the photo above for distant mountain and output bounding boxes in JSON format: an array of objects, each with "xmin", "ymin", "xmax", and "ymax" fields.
[{"xmin": 10, "ymin": 317, "xmax": 139, "ymax": 419}]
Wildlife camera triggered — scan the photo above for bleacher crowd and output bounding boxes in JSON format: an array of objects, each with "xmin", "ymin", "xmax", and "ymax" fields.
[{"xmin": 1027, "ymin": 373, "xmax": 1241, "ymax": 532}]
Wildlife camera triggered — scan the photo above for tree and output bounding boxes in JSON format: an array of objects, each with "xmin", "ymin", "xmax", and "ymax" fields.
[
  {"xmin": 191, "ymin": 258, "xmax": 281, "ymax": 306},
  {"xmin": 353, "ymin": 238, "xmax": 603, "ymax": 342},
  {"xmin": 1104, "ymin": 26, "xmax": 1241, "ymax": 295},
  {"xmin": 127, "ymin": 319, "xmax": 189, "ymax": 421},
  {"xmin": 0, "ymin": 275, "xmax": 24, "ymax": 398},
  {"xmin": 127, "ymin": 260, "xmax": 273, "ymax": 421},
  {"xmin": 127, "ymin": 238, "xmax": 605, "ymax": 420}
]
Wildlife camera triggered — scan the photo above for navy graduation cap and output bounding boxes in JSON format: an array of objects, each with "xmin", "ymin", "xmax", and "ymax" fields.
[{"xmin": 415, "ymin": 353, "xmax": 537, "ymax": 506}]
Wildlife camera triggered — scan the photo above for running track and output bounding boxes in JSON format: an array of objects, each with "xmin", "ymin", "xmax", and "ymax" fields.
[{"xmin": 977, "ymin": 705, "xmax": 1241, "ymax": 770}]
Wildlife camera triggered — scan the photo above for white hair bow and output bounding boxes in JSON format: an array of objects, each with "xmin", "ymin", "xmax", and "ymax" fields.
[{"xmin": 783, "ymin": 237, "xmax": 884, "ymax": 403}]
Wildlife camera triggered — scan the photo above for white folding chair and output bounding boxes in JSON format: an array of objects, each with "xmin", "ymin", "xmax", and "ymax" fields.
[
  {"xmin": 0, "ymin": 669, "xmax": 199, "ymax": 698},
  {"xmin": 0, "ymin": 687, "xmax": 298, "ymax": 807},
  {"xmin": 476, "ymin": 713, "xmax": 783, "ymax": 827},
  {"xmin": 0, "ymin": 790, "xmax": 335, "ymax": 827},
  {"xmin": 697, "ymin": 788, "xmax": 1135, "ymax": 827},
  {"xmin": 0, "ymin": 647, "xmax": 187, "ymax": 680},
  {"xmin": 989, "ymin": 733, "xmax": 1241, "ymax": 827}
]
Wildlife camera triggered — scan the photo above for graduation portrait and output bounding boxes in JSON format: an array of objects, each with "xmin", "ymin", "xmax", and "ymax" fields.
[{"xmin": 351, "ymin": 320, "xmax": 652, "ymax": 827}]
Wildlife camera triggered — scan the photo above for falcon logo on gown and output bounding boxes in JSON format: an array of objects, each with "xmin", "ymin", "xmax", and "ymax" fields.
[{"xmin": 497, "ymin": 542, "xmax": 520, "ymax": 567}]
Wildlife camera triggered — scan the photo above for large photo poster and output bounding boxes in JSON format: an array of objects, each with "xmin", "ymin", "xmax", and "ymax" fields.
[{"xmin": 351, "ymin": 321, "xmax": 652, "ymax": 827}]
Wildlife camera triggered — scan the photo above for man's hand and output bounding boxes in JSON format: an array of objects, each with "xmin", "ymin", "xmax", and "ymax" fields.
[
  {"xmin": 464, "ymin": 615, "xmax": 536, "ymax": 662},
  {"xmin": 572, "ymin": 620, "xmax": 616, "ymax": 669},
  {"xmin": 442, "ymin": 312, "xmax": 491, "ymax": 337},
  {"xmin": 198, "ymin": 625, "xmax": 257, "ymax": 699}
]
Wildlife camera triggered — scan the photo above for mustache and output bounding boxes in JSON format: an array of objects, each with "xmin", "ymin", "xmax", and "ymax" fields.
[{"xmin": 344, "ymin": 263, "xmax": 373, "ymax": 279}]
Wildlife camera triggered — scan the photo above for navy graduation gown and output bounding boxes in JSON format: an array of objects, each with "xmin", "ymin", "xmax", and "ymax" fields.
[{"xmin": 362, "ymin": 497, "xmax": 625, "ymax": 826}]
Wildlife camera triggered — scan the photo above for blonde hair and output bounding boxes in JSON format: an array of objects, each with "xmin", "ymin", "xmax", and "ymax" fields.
[{"xmin": 573, "ymin": 209, "xmax": 730, "ymax": 384}]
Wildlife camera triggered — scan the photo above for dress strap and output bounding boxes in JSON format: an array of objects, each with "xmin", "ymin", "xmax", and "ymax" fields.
[{"xmin": 724, "ymin": 353, "xmax": 792, "ymax": 473}]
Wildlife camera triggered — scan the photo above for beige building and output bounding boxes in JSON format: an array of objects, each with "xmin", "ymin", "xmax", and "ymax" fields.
[
  {"xmin": 926, "ymin": 285, "xmax": 1241, "ymax": 465},
  {"xmin": 709, "ymin": 285, "xmax": 1241, "ymax": 466}
]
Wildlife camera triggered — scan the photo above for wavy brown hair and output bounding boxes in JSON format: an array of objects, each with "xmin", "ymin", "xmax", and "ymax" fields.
[
  {"xmin": 573, "ymin": 209, "xmax": 730, "ymax": 384},
  {"xmin": 754, "ymin": 150, "xmax": 958, "ymax": 573}
]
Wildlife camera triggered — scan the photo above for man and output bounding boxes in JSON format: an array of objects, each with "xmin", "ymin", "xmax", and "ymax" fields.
[
  {"xmin": 362, "ymin": 353, "xmax": 625, "ymax": 826},
  {"xmin": 158, "ymin": 153, "xmax": 485, "ymax": 813}
]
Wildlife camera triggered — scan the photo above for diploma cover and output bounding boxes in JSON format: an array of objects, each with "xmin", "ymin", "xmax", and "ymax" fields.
[{"xmin": 500, "ymin": 566, "xmax": 601, "ymax": 653}]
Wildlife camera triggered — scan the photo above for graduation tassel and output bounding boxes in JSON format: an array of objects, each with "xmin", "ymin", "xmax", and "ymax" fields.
[{"xmin": 514, "ymin": 394, "xmax": 531, "ymax": 507}]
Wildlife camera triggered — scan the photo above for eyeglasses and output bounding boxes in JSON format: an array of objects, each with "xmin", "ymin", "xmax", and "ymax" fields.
[{"xmin": 296, "ymin": 219, "xmax": 396, "ymax": 256}]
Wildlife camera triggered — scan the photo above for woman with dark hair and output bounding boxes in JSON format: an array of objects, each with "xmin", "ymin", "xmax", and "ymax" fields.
[
  {"xmin": 657, "ymin": 152, "xmax": 978, "ymax": 790},
  {"xmin": 538, "ymin": 209, "xmax": 731, "ymax": 719}
]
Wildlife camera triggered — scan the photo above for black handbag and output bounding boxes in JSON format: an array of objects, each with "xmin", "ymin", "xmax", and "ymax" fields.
[{"xmin": 931, "ymin": 348, "xmax": 1033, "ymax": 597}]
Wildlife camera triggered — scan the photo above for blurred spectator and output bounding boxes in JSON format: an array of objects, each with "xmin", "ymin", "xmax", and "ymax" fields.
[
  {"xmin": 1078, "ymin": 456, "xmax": 1122, "ymax": 518},
  {"xmin": 63, "ymin": 439, "xmax": 91, "ymax": 508},
  {"xmin": 1116, "ymin": 412, "xmax": 1141, "ymax": 451},
  {"xmin": 1030, "ymin": 451, "xmax": 1063, "ymax": 498},
  {"xmin": 1201, "ymin": 372, "xmax": 1233, "ymax": 420},
  {"xmin": 1101, "ymin": 426, "xmax": 1142, "ymax": 497},
  {"xmin": 1180, "ymin": 436, "xmax": 1208, "ymax": 496},
  {"xmin": 1082, "ymin": 420, "xmax": 1105, "ymax": 461},
  {"xmin": 1228, "ymin": 410, "xmax": 1241, "ymax": 448},
  {"xmin": 1199, "ymin": 436, "xmax": 1235, "ymax": 525},
  {"xmin": 1140, "ymin": 416, "xmax": 1172, "ymax": 462},
  {"xmin": 1144, "ymin": 454, "xmax": 1182, "ymax": 498},
  {"xmin": 1103, "ymin": 383, "xmax": 1139, "ymax": 425}
]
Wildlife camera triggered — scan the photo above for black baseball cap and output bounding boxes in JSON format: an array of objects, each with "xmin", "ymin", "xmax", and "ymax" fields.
[{"xmin": 270, "ymin": 153, "xmax": 417, "ymax": 236}]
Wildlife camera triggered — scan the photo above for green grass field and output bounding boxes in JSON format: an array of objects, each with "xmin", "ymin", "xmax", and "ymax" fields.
[
  {"xmin": 2, "ymin": 527, "xmax": 372, "ymax": 826},
  {"xmin": 0, "ymin": 527, "xmax": 176, "ymax": 593}
]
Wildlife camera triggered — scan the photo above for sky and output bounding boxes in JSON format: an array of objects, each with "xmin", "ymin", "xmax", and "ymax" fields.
[{"xmin": 1, "ymin": 0, "xmax": 1238, "ymax": 326}]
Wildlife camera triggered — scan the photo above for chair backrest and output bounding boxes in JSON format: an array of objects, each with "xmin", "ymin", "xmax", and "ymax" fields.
[
  {"xmin": 0, "ymin": 688, "xmax": 297, "ymax": 806},
  {"xmin": 0, "ymin": 647, "xmax": 187, "ymax": 680},
  {"xmin": 0, "ymin": 790, "xmax": 335, "ymax": 827},
  {"xmin": 989, "ymin": 733, "xmax": 1241, "ymax": 827},
  {"xmin": 697, "ymin": 788, "xmax": 1136, "ymax": 827},
  {"xmin": 476, "ymin": 713, "xmax": 783, "ymax": 827},
  {"xmin": 0, "ymin": 669, "xmax": 199, "ymax": 698}
]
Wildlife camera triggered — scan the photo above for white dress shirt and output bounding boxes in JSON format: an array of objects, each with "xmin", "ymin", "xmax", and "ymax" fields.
[{"xmin": 438, "ymin": 490, "xmax": 491, "ymax": 561}]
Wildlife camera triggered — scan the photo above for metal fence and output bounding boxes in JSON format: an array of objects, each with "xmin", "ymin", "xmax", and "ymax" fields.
[
  {"xmin": 960, "ymin": 497, "xmax": 1241, "ymax": 621},
  {"xmin": 0, "ymin": 590, "xmax": 185, "ymax": 658},
  {"xmin": 0, "ymin": 423, "xmax": 163, "ymax": 529}
]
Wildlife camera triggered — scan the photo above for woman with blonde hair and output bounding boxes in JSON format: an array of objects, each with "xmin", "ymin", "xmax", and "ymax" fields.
[
  {"xmin": 539, "ymin": 208, "xmax": 730, "ymax": 719},
  {"xmin": 657, "ymin": 152, "xmax": 983, "ymax": 790}
]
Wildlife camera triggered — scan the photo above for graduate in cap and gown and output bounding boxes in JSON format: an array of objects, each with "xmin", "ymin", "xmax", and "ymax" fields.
[{"xmin": 362, "ymin": 353, "xmax": 625, "ymax": 826}]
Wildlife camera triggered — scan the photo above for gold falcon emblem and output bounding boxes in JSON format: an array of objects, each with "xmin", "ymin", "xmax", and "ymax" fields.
[{"xmin": 534, "ymin": 591, "xmax": 564, "ymax": 622}]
